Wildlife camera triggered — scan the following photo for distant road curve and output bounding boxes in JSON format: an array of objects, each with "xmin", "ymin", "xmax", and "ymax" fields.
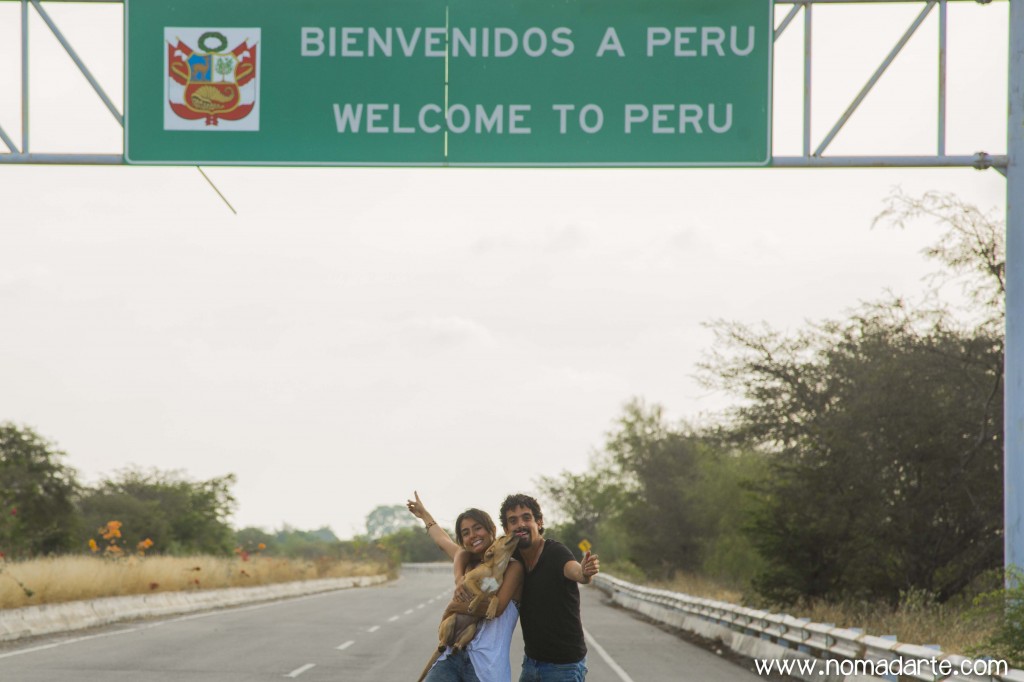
[{"xmin": 0, "ymin": 567, "xmax": 758, "ymax": 681}]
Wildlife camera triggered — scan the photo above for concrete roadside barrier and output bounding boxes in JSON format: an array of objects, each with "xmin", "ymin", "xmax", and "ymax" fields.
[{"xmin": 0, "ymin": 574, "xmax": 388, "ymax": 642}]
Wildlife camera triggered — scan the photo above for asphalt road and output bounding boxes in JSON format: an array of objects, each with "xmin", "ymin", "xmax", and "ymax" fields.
[{"xmin": 0, "ymin": 570, "xmax": 760, "ymax": 681}]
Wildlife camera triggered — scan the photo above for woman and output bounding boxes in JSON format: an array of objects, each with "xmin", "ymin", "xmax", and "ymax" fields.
[{"xmin": 407, "ymin": 491, "xmax": 524, "ymax": 682}]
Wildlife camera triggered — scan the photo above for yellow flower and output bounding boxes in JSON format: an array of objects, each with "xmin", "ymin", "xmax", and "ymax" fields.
[{"xmin": 88, "ymin": 539, "xmax": 99, "ymax": 553}]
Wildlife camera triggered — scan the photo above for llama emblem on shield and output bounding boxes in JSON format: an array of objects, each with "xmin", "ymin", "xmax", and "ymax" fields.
[{"xmin": 165, "ymin": 28, "xmax": 260, "ymax": 130}]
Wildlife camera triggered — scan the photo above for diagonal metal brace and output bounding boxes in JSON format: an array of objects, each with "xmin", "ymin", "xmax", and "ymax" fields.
[
  {"xmin": 0, "ymin": 123, "xmax": 18, "ymax": 153},
  {"xmin": 813, "ymin": 0, "xmax": 936, "ymax": 157},
  {"xmin": 30, "ymin": 0, "xmax": 123, "ymax": 126},
  {"xmin": 774, "ymin": 4, "xmax": 803, "ymax": 41}
]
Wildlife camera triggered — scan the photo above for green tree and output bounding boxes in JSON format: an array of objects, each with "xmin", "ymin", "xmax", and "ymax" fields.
[
  {"xmin": 700, "ymin": 191, "xmax": 1006, "ymax": 605},
  {"xmin": 274, "ymin": 525, "xmax": 341, "ymax": 559},
  {"xmin": 538, "ymin": 402, "xmax": 766, "ymax": 583},
  {"xmin": 604, "ymin": 400, "xmax": 718, "ymax": 578},
  {"xmin": 378, "ymin": 526, "xmax": 451, "ymax": 563},
  {"xmin": 875, "ymin": 189, "xmax": 1004, "ymax": 322},
  {"xmin": 215, "ymin": 56, "xmax": 234, "ymax": 82},
  {"xmin": 234, "ymin": 526, "xmax": 277, "ymax": 554},
  {"xmin": 365, "ymin": 504, "xmax": 418, "ymax": 540},
  {"xmin": 691, "ymin": 441, "xmax": 768, "ymax": 586},
  {"xmin": 78, "ymin": 468, "xmax": 236, "ymax": 555},
  {"xmin": 703, "ymin": 307, "xmax": 1002, "ymax": 604},
  {"xmin": 0, "ymin": 423, "xmax": 80, "ymax": 556},
  {"xmin": 538, "ymin": 451, "xmax": 629, "ymax": 563}
]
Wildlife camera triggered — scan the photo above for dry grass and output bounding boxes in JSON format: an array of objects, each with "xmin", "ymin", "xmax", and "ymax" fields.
[
  {"xmin": 793, "ymin": 597, "xmax": 995, "ymax": 656},
  {"xmin": 653, "ymin": 572, "xmax": 745, "ymax": 605},
  {"xmin": 0, "ymin": 555, "xmax": 388, "ymax": 610},
  {"xmin": 653, "ymin": 573, "xmax": 996, "ymax": 656}
]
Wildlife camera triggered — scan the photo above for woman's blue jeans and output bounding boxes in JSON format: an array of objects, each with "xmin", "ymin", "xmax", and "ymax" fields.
[{"xmin": 424, "ymin": 648, "xmax": 482, "ymax": 682}]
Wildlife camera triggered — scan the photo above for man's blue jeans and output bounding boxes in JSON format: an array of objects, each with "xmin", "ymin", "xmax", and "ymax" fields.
[
  {"xmin": 424, "ymin": 649, "xmax": 481, "ymax": 682},
  {"xmin": 518, "ymin": 655, "xmax": 588, "ymax": 682}
]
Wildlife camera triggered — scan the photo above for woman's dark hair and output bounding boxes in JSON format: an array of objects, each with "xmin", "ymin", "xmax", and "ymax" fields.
[{"xmin": 454, "ymin": 508, "xmax": 497, "ymax": 547}]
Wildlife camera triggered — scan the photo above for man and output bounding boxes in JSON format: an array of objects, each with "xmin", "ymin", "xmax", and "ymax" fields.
[{"xmin": 499, "ymin": 493, "xmax": 600, "ymax": 682}]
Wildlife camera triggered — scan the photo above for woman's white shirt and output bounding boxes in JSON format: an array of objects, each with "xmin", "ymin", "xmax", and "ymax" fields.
[{"xmin": 434, "ymin": 601, "xmax": 519, "ymax": 682}]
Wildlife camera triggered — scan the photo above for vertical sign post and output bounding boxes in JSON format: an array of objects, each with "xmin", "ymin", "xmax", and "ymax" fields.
[{"xmin": 1006, "ymin": 0, "xmax": 1023, "ymax": 575}]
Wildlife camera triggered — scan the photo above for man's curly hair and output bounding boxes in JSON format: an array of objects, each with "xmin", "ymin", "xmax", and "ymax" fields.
[{"xmin": 499, "ymin": 493, "xmax": 544, "ymax": 533}]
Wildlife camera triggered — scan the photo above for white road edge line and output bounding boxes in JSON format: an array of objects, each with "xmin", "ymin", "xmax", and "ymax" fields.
[
  {"xmin": 583, "ymin": 627, "xmax": 636, "ymax": 682},
  {"xmin": 285, "ymin": 663, "xmax": 316, "ymax": 678},
  {"xmin": 0, "ymin": 642, "xmax": 64, "ymax": 660},
  {"xmin": 0, "ymin": 623, "xmax": 146, "ymax": 660},
  {"xmin": 0, "ymin": 591, "xmax": 346, "ymax": 661},
  {"xmin": 337, "ymin": 640, "xmax": 355, "ymax": 651}
]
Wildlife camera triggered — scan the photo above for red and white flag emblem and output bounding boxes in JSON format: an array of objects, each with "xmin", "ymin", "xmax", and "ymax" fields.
[{"xmin": 164, "ymin": 28, "xmax": 260, "ymax": 131}]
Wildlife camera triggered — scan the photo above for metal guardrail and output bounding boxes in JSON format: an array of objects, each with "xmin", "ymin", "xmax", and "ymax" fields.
[{"xmin": 592, "ymin": 574, "xmax": 1024, "ymax": 682}]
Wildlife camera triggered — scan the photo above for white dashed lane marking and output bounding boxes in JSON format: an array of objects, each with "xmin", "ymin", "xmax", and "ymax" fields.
[
  {"xmin": 368, "ymin": 625, "xmax": 381, "ymax": 633},
  {"xmin": 336, "ymin": 641, "xmax": 354, "ymax": 651},
  {"xmin": 284, "ymin": 663, "xmax": 316, "ymax": 678},
  {"xmin": 388, "ymin": 615, "xmax": 400, "ymax": 622}
]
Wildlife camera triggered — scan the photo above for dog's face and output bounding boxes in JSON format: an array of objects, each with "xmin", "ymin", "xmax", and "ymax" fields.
[{"xmin": 481, "ymin": 534, "xmax": 520, "ymax": 574}]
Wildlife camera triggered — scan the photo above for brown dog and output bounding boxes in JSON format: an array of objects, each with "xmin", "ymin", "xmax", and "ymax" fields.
[{"xmin": 416, "ymin": 534, "xmax": 520, "ymax": 681}]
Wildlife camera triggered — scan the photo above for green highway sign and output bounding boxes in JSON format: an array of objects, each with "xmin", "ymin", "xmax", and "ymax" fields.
[{"xmin": 124, "ymin": 0, "xmax": 773, "ymax": 166}]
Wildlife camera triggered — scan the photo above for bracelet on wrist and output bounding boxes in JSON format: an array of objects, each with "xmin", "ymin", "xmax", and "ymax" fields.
[{"xmin": 425, "ymin": 521, "xmax": 436, "ymax": 530}]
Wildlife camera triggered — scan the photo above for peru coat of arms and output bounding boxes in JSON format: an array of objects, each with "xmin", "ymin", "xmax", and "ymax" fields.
[{"xmin": 164, "ymin": 27, "xmax": 260, "ymax": 131}]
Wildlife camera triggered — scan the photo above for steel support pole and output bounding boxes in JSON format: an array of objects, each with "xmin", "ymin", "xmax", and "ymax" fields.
[
  {"xmin": 1007, "ymin": 0, "xmax": 1024, "ymax": 574},
  {"xmin": 20, "ymin": 0, "xmax": 27, "ymax": 154}
]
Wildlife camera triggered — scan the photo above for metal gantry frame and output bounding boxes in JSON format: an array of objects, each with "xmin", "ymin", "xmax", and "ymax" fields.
[
  {"xmin": 2, "ymin": 0, "xmax": 1023, "ymax": 572},
  {"xmin": 772, "ymin": 0, "xmax": 1005, "ymax": 172},
  {"xmin": 0, "ymin": 0, "xmax": 1007, "ymax": 169}
]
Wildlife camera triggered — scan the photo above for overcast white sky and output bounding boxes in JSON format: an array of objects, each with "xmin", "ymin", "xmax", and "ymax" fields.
[{"xmin": 0, "ymin": 1, "xmax": 1009, "ymax": 539}]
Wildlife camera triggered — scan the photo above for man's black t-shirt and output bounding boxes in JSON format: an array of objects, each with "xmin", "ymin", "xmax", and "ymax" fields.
[{"xmin": 519, "ymin": 539, "xmax": 587, "ymax": 664}]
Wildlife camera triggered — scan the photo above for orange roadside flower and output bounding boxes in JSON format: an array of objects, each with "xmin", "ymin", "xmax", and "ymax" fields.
[{"xmin": 99, "ymin": 520, "xmax": 123, "ymax": 540}]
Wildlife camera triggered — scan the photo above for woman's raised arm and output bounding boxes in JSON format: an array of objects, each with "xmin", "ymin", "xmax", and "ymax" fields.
[{"xmin": 406, "ymin": 491, "xmax": 460, "ymax": 561}]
